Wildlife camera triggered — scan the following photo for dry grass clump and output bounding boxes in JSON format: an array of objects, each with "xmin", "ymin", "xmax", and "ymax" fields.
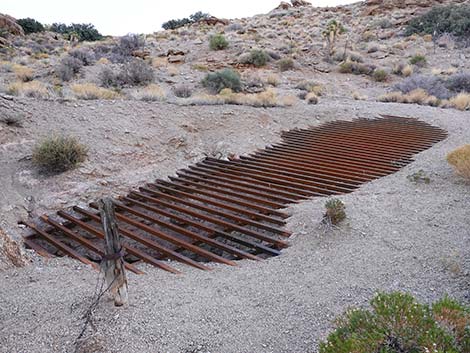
[
  {"xmin": 306, "ymin": 92, "xmax": 319, "ymax": 104},
  {"xmin": 278, "ymin": 58, "xmax": 295, "ymax": 72},
  {"xmin": 352, "ymin": 91, "xmax": 368, "ymax": 100},
  {"xmin": 393, "ymin": 63, "xmax": 413, "ymax": 77},
  {"xmin": 372, "ymin": 69, "xmax": 388, "ymax": 82},
  {"xmin": 189, "ymin": 88, "xmax": 296, "ymax": 108},
  {"xmin": 447, "ymin": 145, "xmax": 470, "ymax": 180},
  {"xmin": 71, "ymin": 83, "xmax": 119, "ymax": 100},
  {"xmin": 6, "ymin": 81, "xmax": 49, "ymax": 99},
  {"xmin": 32, "ymin": 135, "xmax": 88, "ymax": 173},
  {"xmin": 296, "ymin": 81, "xmax": 324, "ymax": 96},
  {"xmin": 322, "ymin": 198, "xmax": 346, "ymax": 226},
  {"xmin": 266, "ymin": 74, "xmax": 280, "ymax": 86},
  {"xmin": 12, "ymin": 64, "xmax": 34, "ymax": 82},
  {"xmin": 448, "ymin": 93, "xmax": 470, "ymax": 111},
  {"xmin": 133, "ymin": 84, "xmax": 166, "ymax": 101}
]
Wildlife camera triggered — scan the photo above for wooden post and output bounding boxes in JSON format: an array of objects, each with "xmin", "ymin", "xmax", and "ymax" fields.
[{"xmin": 98, "ymin": 198, "xmax": 128, "ymax": 306}]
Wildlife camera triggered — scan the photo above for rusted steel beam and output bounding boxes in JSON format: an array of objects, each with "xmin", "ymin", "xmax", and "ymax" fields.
[
  {"xmin": 72, "ymin": 206, "xmax": 208, "ymax": 271},
  {"xmin": 23, "ymin": 221, "xmax": 100, "ymax": 271},
  {"xmin": 121, "ymin": 196, "xmax": 282, "ymax": 256},
  {"xmin": 57, "ymin": 210, "xmax": 180, "ymax": 274}
]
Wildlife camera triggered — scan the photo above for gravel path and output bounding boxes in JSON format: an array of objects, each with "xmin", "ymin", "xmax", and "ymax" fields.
[{"xmin": 1, "ymin": 99, "xmax": 469, "ymax": 353}]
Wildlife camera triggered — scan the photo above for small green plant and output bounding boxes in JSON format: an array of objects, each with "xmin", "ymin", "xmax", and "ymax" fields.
[
  {"xmin": 323, "ymin": 198, "xmax": 346, "ymax": 226},
  {"xmin": 16, "ymin": 18, "xmax": 44, "ymax": 34},
  {"xmin": 209, "ymin": 34, "xmax": 228, "ymax": 50},
  {"xmin": 407, "ymin": 169, "xmax": 431, "ymax": 184},
  {"xmin": 372, "ymin": 69, "xmax": 388, "ymax": 82},
  {"xmin": 278, "ymin": 58, "xmax": 295, "ymax": 72},
  {"xmin": 409, "ymin": 54, "xmax": 427, "ymax": 67},
  {"xmin": 32, "ymin": 136, "xmax": 88, "ymax": 173},
  {"xmin": 202, "ymin": 69, "xmax": 242, "ymax": 93},
  {"xmin": 322, "ymin": 20, "xmax": 346, "ymax": 60},
  {"xmin": 247, "ymin": 49, "xmax": 269, "ymax": 67},
  {"xmin": 405, "ymin": 4, "xmax": 470, "ymax": 38},
  {"xmin": 320, "ymin": 292, "xmax": 470, "ymax": 353}
]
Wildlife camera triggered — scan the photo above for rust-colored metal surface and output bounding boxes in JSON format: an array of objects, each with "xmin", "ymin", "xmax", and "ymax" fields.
[{"xmin": 22, "ymin": 116, "xmax": 447, "ymax": 274}]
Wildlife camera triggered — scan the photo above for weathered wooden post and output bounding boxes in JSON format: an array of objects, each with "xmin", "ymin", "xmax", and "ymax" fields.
[{"xmin": 98, "ymin": 198, "xmax": 128, "ymax": 306}]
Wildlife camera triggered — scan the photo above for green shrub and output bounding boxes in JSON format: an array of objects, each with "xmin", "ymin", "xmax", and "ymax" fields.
[
  {"xmin": 339, "ymin": 60, "xmax": 375, "ymax": 75},
  {"xmin": 209, "ymin": 34, "xmax": 228, "ymax": 50},
  {"xmin": 32, "ymin": 136, "xmax": 88, "ymax": 173},
  {"xmin": 320, "ymin": 292, "xmax": 470, "ymax": 353},
  {"xmin": 405, "ymin": 4, "xmax": 470, "ymax": 38},
  {"xmin": 16, "ymin": 18, "xmax": 44, "ymax": 34},
  {"xmin": 409, "ymin": 54, "xmax": 427, "ymax": 67},
  {"xmin": 162, "ymin": 11, "xmax": 210, "ymax": 30},
  {"xmin": 50, "ymin": 23, "xmax": 102, "ymax": 42},
  {"xmin": 278, "ymin": 58, "xmax": 295, "ymax": 72},
  {"xmin": 245, "ymin": 49, "xmax": 270, "ymax": 67},
  {"xmin": 323, "ymin": 199, "xmax": 346, "ymax": 225},
  {"xmin": 202, "ymin": 69, "xmax": 242, "ymax": 93},
  {"xmin": 372, "ymin": 69, "xmax": 388, "ymax": 82}
]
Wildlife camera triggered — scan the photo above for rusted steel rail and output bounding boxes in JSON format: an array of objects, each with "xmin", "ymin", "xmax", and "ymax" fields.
[{"xmin": 22, "ymin": 116, "xmax": 447, "ymax": 274}]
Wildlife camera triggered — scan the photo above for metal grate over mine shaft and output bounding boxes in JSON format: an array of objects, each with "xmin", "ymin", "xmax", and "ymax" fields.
[{"xmin": 22, "ymin": 116, "xmax": 448, "ymax": 274}]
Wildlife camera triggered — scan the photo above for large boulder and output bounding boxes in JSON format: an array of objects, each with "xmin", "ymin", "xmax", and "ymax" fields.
[{"xmin": 0, "ymin": 13, "xmax": 24, "ymax": 36}]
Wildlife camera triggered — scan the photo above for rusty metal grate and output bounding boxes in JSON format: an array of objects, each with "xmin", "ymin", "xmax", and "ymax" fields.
[{"xmin": 22, "ymin": 116, "xmax": 448, "ymax": 274}]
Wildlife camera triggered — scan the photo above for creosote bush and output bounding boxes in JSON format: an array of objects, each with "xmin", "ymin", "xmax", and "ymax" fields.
[
  {"xmin": 323, "ymin": 198, "xmax": 346, "ymax": 226},
  {"xmin": 56, "ymin": 55, "xmax": 83, "ymax": 82},
  {"xmin": 209, "ymin": 34, "xmax": 228, "ymax": 50},
  {"xmin": 16, "ymin": 18, "xmax": 44, "ymax": 34},
  {"xmin": 320, "ymin": 292, "xmax": 470, "ymax": 353},
  {"xmin": 201, "ymin": 68, "xmax": 242, "ymax": 93},
  {"xmin": 405, "ymin": 4, "xmax": 470, "ymax": 38},
  {"xmin": 242, "ymin": 49, "xmax": 270, "ymax": 67},
  {"xmin": 409, "ymin": 54, "xmax": 427, "ymax": 67},
  {"xmin": 278, "ymin": 58, "xmax": 295, "ymax": 72},
  {"xmin": 32, "ymin": 136, "xmax": 88, "ymax": 174},
  {"xmin": 372, "ymin": 69, "xmax": 388, "ymax": 82},
  {"xmin": 447, "ymin": 145, "xmax": 470, "ymax": 180}
]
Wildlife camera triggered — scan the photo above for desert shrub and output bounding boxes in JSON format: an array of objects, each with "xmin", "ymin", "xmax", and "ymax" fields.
[
  {"xmin": 448, "ymin": 93, "xmax": 470, "ymax": 111},
  {"xmin": 405, "ymin": 4, "xmax": 470, "ymax": 38},
  {"xmin": 446, "ymin": 72, "xmax": 470, "ymax": 93},
  {"xmin": 394, "ymin": 74, "xmax": 451, "ymax": 99},
  {"xmin": 50, "ymin": 23, "xmax": 102, "ymax": 42},
  {"xmin": 266, "ymin": 74, "xmax": 280, "ymax": 87},
  {"xmin": 16, "ymin": 18, "xmax": 44, "ymax": 34},
  {"xmin": 55, "ymin": 55, "xmax": 83, "ymax": 82},
  {"xmin": 173, "ymin": 85, "xmax": 193, "ymax": 98},
  {"xmin": 242, "ymin": 49, "xmax": 270, "ymax": 67},
  {"xmin": 71, "ymin": 83, "xmax": 119, "ymax": 100},
  {"xmin": 226, "ymin": 23, "xmax": 244, "ymax": 32},
  {"xmin": 323, "ymin": 199, "xmax": 346, "ymax": 226},
  {"xmin": 320, "ymin": 292, "xmax": 470, "ymax": 353},
  {"xmin": 133, "ymin": 84, "xmax": 166, "ymax": 101},
  {"xmin": 6, "ymin": 81, "xmax": 49, "ymax": 98},
  {"xmin": 333, "ymin": 50, "xmax": 363, "ymax": 63},
  {"xmin": 209, "ymin": 34, "xmax": 228, "ymax": 50},
  {"xmin": 278, "ymin": 58, "xmax": 295, "ymax": 72},
  {"xmin": 202, "ymin": 69, "xmax": 242, "ymax": 93},
  {"xmin": 372, "ymin": 69, "xmax": 388, "ymax": 82},
  {"xmin": 339, "ymin": 60, "xmax": 375, "ymax": 75},
  {"xmin": 162, "ymin": 11, "xmax": 210, "ymax": 30},
  {"xmin": 373, "ymin": 18, "xmax": 392, "ymax": 29},
  {"xmin": 118, "ymin": 58, "xmax": 154, "ymax": 86},
  {"xmin": 109, "ymin": 34, "xmax": 145, "ymax": 62},
  {"xmin": 68, "ymin": 47, "xmax": 95, "ymax": 66},
  {"xmin": 32, "ymin": 135, "xmax": 88, "ymax": 173},
  {"xmin": 447, "ymin": 145, "xmax": 470, "ymax": 180},
  {"xmin": 306, "ymin": 92, "xmax": 318, "ymax": 104},
  {"xmin": 12, "ymin": 64, "xmax": 34, "ymax": 82},
  {"xmin": 379, "ymin": 89, "xmax": 440, "ymax": 106},
  {"xmin": 98, "ymin": 66, "xmax": 120, "ymax": 87},
  {"xmin": 392, "ymin": 62, "xmax": 414, "ymax": 77},
  {"xmin": 409, "ymin": 54, "xmax": 427, "ymax": 67}
]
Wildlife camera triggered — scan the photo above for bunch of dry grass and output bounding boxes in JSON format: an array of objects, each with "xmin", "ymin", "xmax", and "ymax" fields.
[
  {"xmin": 133, "ymin": 84, "xmax": 166, "ymax": 101},
  {"xmin": 12, "ymin": 64, "xmax": 34, "ymax": 82},
  {"xmin": 448, "ymin": 93, "xmax": 470, "ymax": 111},
  {"xmin": 71, "ymin": 83, "xmax": 119, "ymax": 100},
  {"xmin": 6, "ymin": 81, "xmax": 49, "ymax": 99},
  {"xmin": 379, "ymin": 90, "xmax": 470, "ymax": 111},
  {"xmin": 32, "ymin": 135, "xmax": 88, "ymax": 173},
  {"xmin": 447, "ymin": 145, "xmax": 470, "ymax": 180},
  {"xmin": 188, "ymin": 88, "xmax": 296, "ymax": 108}
]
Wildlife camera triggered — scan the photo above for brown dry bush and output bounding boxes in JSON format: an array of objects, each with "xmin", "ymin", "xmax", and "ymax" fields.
[{"xmin": 447, "ymin": 145, "xmax": 470, "ymax": 180}]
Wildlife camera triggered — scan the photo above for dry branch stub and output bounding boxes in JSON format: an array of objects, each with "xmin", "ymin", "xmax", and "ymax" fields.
[{"xmin": 22, "ymin": 116, "xmax": 447, "ymax": 274}]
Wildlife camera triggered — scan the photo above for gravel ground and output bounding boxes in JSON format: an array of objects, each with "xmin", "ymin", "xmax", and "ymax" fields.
[{"xmin": 1, "ymin": 98, "xmax": 469, "ymax": 353}]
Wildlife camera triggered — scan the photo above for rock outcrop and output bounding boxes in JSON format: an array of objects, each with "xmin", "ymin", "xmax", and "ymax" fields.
[
  {"xmin": 361, "ymin": 0, "xmax": 464, "ymax": 16},
  {"xmin": 0, "ymin": 13, "xmax": 24, "ymax": 36},
  {"xmin": 291, "ymin": 0, "xmax": 312, "ymax": 7}
]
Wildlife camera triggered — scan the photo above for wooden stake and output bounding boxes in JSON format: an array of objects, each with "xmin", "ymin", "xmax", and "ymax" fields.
[{"xmin": 98, "ymin": 198, "xmax": 128, "ymax": 306}]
